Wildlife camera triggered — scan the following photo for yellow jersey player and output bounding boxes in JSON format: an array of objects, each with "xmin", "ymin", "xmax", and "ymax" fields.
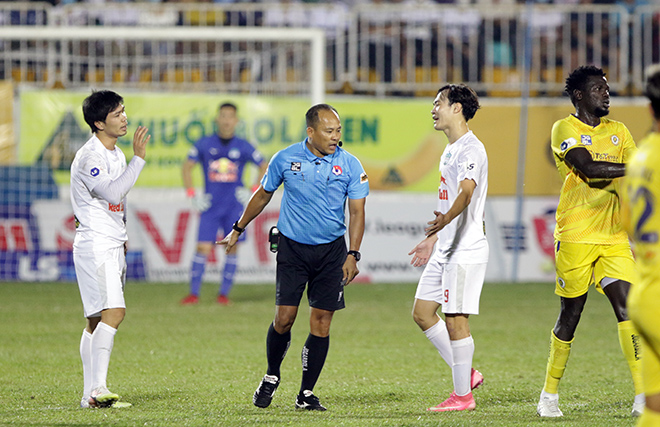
[
  {"xmin": 536, "ymin": 65, "xmax": 644, "ymax": 418},
  {"xmin": 622, "ymin": 65, "xmax": 660, "ymax": 427}
]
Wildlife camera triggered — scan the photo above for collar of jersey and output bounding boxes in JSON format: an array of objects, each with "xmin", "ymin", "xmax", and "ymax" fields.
[
  {"xmin": 569, "ymin": 113, "xmax": 606, "ymax": 130},
  {"xmin": 301, "ymin": 138, "xmax": 335, "ymax": 163}
]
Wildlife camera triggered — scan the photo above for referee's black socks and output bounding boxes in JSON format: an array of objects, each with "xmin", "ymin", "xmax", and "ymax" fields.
[
  {"xmin": 266, "ymin": 323, "xmax": 291, "ymax": 379},
  {"xmin": 300, "ymin": 334, "xmax": 329, "ymax": 393}
]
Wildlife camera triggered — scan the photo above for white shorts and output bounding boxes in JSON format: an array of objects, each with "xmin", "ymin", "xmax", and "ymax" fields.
[
  {"xmin": 74, "ymin": 246, "xmax": 127, "ymax": 318},
  {"xmin": 414, "ymin": 262, "xmax": 487, "ymax": 315}
]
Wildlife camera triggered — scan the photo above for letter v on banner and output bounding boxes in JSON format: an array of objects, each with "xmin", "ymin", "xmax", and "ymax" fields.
[{"xmin": 136, "ymin": 210, "xmax": 190, "ymax": 263}]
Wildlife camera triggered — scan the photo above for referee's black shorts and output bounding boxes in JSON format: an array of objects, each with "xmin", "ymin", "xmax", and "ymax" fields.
[{"xmin": 275, "ymin": 234, "xmax": 347, "ymax": 311}]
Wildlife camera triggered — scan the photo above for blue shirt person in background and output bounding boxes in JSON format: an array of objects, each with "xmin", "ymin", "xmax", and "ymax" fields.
[
  {"xmin": 181, "ymin": 102, "xmax": 266, "ymax": 306},
  {"xmin": 219, "ymin": 104, "xmax": 369, "ymax": 411}
]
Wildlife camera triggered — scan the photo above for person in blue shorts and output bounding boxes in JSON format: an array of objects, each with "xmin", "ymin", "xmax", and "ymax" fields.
[
  {"xmin": 181, "ymin": 102, "xmax": 266, "ymax": 305},
  {"xmin": 219, "ymin": 103, "xmax": 369, "ymax": 411}
]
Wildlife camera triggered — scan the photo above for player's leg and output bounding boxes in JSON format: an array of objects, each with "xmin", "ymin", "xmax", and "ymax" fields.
[
  {"xmin": 629, "ymin": 280, "xmax": 660, "ymax": 425},
  {"xmin": 254, "ymin": 235, "xmax": 306, "ymax": 408},
  {"xmin": 78, "ymin": 323, "xmax": 94, "ymax": 407},
  {"xmin": 74, "ymin": 249, "xmax": 121, "ymax": 408},
  {"xmin": 182, "ymin": 209, "xmax": 218, "ymax": 304},
  {"xmin": 601, "ymin": 279, "xmax": 644, "ymax": 414},
  {"xmin": 217, "ymin": 208, "xmax": 245, "ymax": 304},
  {"xmin": 80, "ymin": 247, "xmax": 127, "ymax": 407},
  {"xmin": 597, "ymin": 245, "xmax": 644, "ymax": 415},
  {"xmin": 428, "ymin": 263, "xmax": 485, "ymax": 413},
  {"xmin": 182, "ymin": 242, "xmax": 212, "ymax": 304},
  {"xmin": 218, "ymin": 244, "xmax": 238, "ymax": 304},
  {"xmin": 413, "ymin": 299, "xmax": 454, "ymax": 367},
  {"xmin": 295, "ymin": 236, "xmax": 345, "ymax": 411},
  {"xmin": 413, "ymin": 261, "xmax": 454, "ymax": 369},
  {"xmin": 538, "ymin": 242, "xmax": 593, "ymax": 417}
]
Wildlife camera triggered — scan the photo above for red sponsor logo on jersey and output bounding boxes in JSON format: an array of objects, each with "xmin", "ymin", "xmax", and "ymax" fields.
[
  {"xmin": 109, "ymin": 202, "xmax": 124, "ymax": 212},
  {"xmin": 439, "ymin": 174, "xmax": 448, "ymax": 200}
]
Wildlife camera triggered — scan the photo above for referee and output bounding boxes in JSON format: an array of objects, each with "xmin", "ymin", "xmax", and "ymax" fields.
[{"xmin": 219, "ymin": 103, "xmax": 369, "ymax": 411}]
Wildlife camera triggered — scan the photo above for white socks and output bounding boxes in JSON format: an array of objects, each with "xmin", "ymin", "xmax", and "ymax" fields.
[
  {"xmin": 451, "ymin": 336, "xmax": 474, "ymax": 396},
  {"xmin": 80, "ymin": 329, "xmax": 93, "ymax": 397},
  {"xmin": 423, "ymin": 320, "xmax": 453, "ymax": 368},
  {"xmin": 90, "ymin": 322, "xmax": 117, "ymax": 390}
]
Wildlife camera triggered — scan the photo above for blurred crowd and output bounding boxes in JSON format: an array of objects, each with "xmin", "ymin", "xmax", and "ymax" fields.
[{"xmin": 1, "ymin": 0, "xmax": 657, "ymax": 96}]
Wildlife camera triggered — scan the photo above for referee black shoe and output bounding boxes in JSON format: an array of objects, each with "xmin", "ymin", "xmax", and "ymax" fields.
[
  {"xmin": 295, "ymin": 390, "xmax": 327, "ymax": 411},
  {"xmin": 253, "ymin": 374, "xmax": 279, "ymax": 408}
]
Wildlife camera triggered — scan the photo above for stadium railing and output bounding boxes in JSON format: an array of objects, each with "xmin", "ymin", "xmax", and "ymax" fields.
[{"xmin": 1, "ymin": 2, "xmax": 658, "ymax": 97}]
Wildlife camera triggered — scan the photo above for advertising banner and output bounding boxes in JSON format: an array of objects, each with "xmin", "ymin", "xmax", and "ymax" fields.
[
  {"xmin": 16, "ymin": 191, "xmax": 558, "ymax": 284},
  {"xmin": 19, "ymin": 90, "xmax": 652, "ymax": 196}
]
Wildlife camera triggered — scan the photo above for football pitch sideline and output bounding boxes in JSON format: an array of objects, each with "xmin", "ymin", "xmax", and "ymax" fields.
[{"xmin": 0, "ymin": 282, "xmax": 637, "ymax": 426}]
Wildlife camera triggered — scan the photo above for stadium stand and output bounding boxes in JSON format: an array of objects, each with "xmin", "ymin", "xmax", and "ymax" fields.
[{"xmin": 0, "ymin": 2, "xmax": 658, "ymax": 97}]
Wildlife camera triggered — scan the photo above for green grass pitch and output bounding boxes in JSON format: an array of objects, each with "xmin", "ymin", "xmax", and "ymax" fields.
[{"xmin": 0, "ymin": 281, "xmax": 638, "ymax": 426}]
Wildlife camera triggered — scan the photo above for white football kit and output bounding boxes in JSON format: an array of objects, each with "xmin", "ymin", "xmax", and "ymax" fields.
[
  {"xmin": 415, "ymin": 131, "xmax": 489, "ymax": 314},
  {"xmin": 71, "ymin": 135, "xmax": 145, "ymax": 317}
]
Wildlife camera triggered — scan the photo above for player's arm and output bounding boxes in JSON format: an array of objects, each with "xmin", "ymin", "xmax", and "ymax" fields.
[
  {"xmin": 217, "ymin": 186, "xmax": 274, "ymax": 252},
  {"xmin": 343, "ymin": 197, "xmax": 366, "ymax": 285},
  {"xmin": 89, "ymin": 127, "xmax": 150, "ymax": 205},
  {"xmin": 425, "ymin": 178, "xmax": 476, "ymax": 236},
  {"xmin": 182, "ymin": 158, "xmax": 197, "ymax": 196},
  {"xmin": 564, "ymin": 147, "xmax": 625, "ymax": 179}
]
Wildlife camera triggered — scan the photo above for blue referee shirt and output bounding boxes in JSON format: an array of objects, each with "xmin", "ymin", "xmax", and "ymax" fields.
[{"xmin": 261, "ymin": 139, "xmax": 369, "ymax": 245}]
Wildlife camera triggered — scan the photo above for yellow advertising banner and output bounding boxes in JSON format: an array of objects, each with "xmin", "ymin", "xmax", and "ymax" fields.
[
  {"xmin": 19, "ymin": 91, "xmax": 653, "ymax": 195},
  {"xmin": 0, "ymin": 81, "xmax": 15, "ymax": 164}
]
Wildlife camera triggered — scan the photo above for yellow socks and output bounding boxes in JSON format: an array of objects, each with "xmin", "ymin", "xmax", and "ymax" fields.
[
  {"xmin": 618, "ymin": 320, "xmax": 644, "ymax": 396},
  {"xmin": 543, "ymin": 331, "xmax": 573, "ymax": 394}
]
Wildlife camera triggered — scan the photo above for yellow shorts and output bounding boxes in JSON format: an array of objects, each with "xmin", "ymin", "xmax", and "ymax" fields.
[
  {"xmin": 629, "ymin": 282, "xmax": 660, "ymax": 396},
  {"xmin": 554, "ymin": 241, "xmax": 635, "ymax": 298}
]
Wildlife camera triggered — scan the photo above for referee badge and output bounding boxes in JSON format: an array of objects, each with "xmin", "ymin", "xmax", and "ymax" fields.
[
  {"xmin": 291, "ymin": 162, "xmax": 301, "ymax": 171},
  {"xmin": 332, "ymin": 165, "xmax": 343, "ymax": 176}
]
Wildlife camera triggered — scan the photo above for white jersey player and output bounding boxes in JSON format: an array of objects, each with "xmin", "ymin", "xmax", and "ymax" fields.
[
  {"xmin": 409, "ymin": 84, "xmax": 489, "ymax": 412},
  {"xmin": 71, "ymin": 90, "xmax": 149, "ymax": 409}
]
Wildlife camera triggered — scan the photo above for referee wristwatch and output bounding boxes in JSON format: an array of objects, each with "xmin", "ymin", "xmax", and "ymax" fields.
[
  {"xmin": 232, "ymin": 221, "xmax": 245, "ymax": 235},
  {"xmin": 347, "ymin": 250, "xmax": 361, "ymax": 262}
]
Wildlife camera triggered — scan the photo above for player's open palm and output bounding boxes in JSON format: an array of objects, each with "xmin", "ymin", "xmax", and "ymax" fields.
[
  {"xmin": 132, "ymin": 126, "xmax": 150, "ymax": 159},
  {"xmin": 409, "ymin": 235, "xmax": 436, "ymax": 267}
]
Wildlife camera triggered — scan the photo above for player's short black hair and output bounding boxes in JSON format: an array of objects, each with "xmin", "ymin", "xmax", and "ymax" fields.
[
  {"xmin": 565, "ymin": 65, "xmax": 606, "ymax": 104},
  {"xmin": 82, "ymin": 90, "xmax": 124, "ymax": 133},
  {"xmin": 644, "ymin": 65, "xmax": 660, "ymax": 120},
  {"xmin": 437, "ymin": 84, "xmax": 480, "ymax": 121},
  {"xmin": 306, "ymin": 104, "xmax": 339, "ymax": 129},
  {"xmin": 219, "ymin": 102, "xmax": 237, "ymax": 112}
]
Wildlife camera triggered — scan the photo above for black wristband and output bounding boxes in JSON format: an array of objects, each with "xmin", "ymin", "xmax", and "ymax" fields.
[
  {"xmin": 347, "ymin": 250, "xmax": 361, "ymax": 262},
  {"xmin": 232, "ymin": 221, "xmax": 245, "ymax": 234}
]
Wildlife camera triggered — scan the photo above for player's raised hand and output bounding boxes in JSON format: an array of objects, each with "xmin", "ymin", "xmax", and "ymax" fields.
[{"xmin": 132, "ymin": 126, "xmax": 150, "ymax": 159}]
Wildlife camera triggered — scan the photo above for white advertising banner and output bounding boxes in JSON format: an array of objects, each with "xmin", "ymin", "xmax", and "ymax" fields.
[{"xmin": 32, "ymin": 191, "xmax": 559, "ymax": 283}]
